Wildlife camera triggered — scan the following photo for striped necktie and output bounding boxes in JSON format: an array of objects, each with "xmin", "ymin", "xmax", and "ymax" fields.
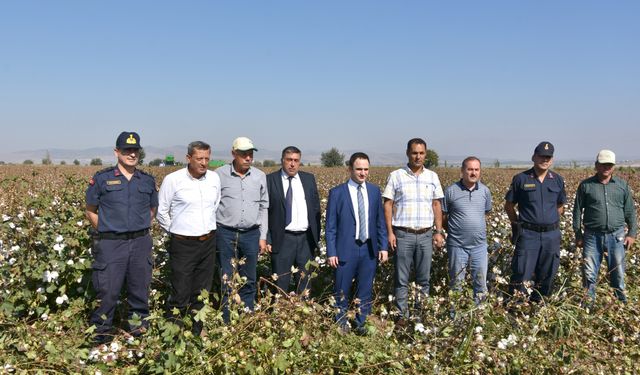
[{"xmin": 357, "ymin": 184, "xmax": 366, "ymax": 241}]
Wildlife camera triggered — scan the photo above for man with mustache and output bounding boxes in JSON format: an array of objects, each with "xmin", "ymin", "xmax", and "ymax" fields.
[
  {"xmin": 443, "ymin": 157, "xmax": 492, "ymax": 305},
  {"xmin": 157, "ymin": 141, "xmax": 221, "ymax": 335}
]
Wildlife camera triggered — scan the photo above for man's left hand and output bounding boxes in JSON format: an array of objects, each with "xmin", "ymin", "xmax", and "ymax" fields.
[
  {"xmin": 624, "ymin": 236, "xmax": 635, "ymax": 248},
  {"xmin": 259, "ymin": 239, "xmax": 269, "ymax": 255},
  {"xmin": 378, "ymin": 250, "xmax": 388, "ymax": 264},
  {"xmin": 433, "ymin": 233, "xmax": 445, "ymax": 249}
]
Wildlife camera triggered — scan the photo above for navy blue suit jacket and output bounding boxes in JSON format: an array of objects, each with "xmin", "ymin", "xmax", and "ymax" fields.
[{"xmin": 325, "ymin": 181, "xmax": 388, "ymax": 261}]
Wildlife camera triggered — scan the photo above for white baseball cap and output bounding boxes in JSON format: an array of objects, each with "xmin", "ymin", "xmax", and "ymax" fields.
[
  {"xmin": 232, "ymin": 137, "xmax": 258, "ymax": 151},
  {"xmin": 596, "ymin": 149, "xmax": 616, "ymax": 164}
]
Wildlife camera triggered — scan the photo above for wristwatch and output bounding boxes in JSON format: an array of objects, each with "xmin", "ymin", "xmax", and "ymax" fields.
[{"xmin": 434, "ymin": 229, "xmax": 445, "ymax": 235}]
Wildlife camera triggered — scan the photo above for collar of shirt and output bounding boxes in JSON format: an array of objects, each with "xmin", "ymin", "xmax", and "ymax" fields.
[
  {"xmin": 527, "ymin": 168, "xmax": 555, "ymax": 180},
  {"xmin": 457, "ymin": 179, "xmax": 479, "ymax": 192},
  {"xmin": 347, "ymin": 178, "xmax": 366, "ymax": 192},
  {"xmin": 590, "ymin": 174, "xmax": 619, "ymax": 184},
  {"xmin": 403, "ymin": 164, "xmax": 424, "ymax": 176},
  {"xmin": 230, "ymin": 163, "xmax": 252, "ymax": 177},
  {"xmin": 114, "ymin": 167, "xmax": 141, "ymax": 179},
  {"xmin": 280, "ymin": 170, "xmax": 298, "ymax": 181},
  {"xmin": 185, "ymin": 168, "xmax": 208, "ymax": 181}
]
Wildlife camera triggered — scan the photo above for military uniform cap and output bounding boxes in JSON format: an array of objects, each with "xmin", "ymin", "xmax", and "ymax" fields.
[
  {"xmin": 116, "ymin": 132, "xmax": 142, "ymax": 149},
  {"xmin": 534, "ymin": 141, "xmax": 554, "ymax": 157}
]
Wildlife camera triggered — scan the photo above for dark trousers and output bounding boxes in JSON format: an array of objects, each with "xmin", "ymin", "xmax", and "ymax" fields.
[
  {"xmin": 216, "ymin": 225, "xmax": 260, "ymax": 323},
  {"xmin": 509, "ymin": 228, "xmax": 561, "ymax": 300},
  {"xmin": 166, "ymin": 232, "xmax": 216, "ymax": 334},
  {"xmin": 271, "ymin": 231, "xmax": 313, "ymax": 294},
  {"xmin": 90, "ymin": 234, "xmax": 153, "ymax": 337},
  {"xmin": 334, "ymin": 240, "xmax": 377, "ymax": 328}
]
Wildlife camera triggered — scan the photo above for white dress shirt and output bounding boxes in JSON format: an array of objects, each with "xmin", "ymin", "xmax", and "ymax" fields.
[
  {"xmin": 157, "ymin": 168, "xmax": 221, "ymax": 236},
  {"xmin": 282, "ymin": 171, "xmax": 309, "ymax": 232},
  {"xmin": 347, "ymin": 179, "xmax": 369, "ymax": 240}
]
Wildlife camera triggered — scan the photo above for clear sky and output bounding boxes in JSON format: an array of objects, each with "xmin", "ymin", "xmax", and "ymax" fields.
[{"xmin": 1, "ymin": 1, "xmax": 638, "ymax": 160}]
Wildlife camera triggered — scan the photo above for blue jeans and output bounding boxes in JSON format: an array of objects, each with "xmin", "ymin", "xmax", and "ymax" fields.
[
  {"xmin": 582, "ymin": 227, "xmax": 627, "ymax": 302},
  {"xmin": 393, "ymin": 229, "xmax": 432, "ymax": 318},
  {"xmin": 447, "ymin": 243, "xmax": 488, "ymax": 303},
  {"xmin": 216, "ymin": 226, "xmax": 260, "ymax": 322}
]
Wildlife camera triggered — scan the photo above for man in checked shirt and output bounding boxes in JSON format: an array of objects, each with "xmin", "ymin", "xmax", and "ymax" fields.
[{"xmin": 383, "ymin": 138, "xmax": 445, "ymax": 324}]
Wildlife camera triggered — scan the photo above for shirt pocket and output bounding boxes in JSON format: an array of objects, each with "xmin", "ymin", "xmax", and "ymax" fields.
[
  {"xmin": 523, "ymin": 185, "xmax": 537, "ymax": 202},
  {"xmin": 105, "ymin": 183, "xmax": 124, "ymax": 196},
  {"xmin": 244, "ymin": 185, "xmax": 262, "ymax": 202},
  {"xmin": 546, "ymin": 184, "xmax": 561, "ymax": 199},
  {"xmin": 135, "ymin": 184, "xmax": 154, "ymax": 206},
  {"xmin": 422, "ymin": 183, "xmax": 435, "ymax": 200},
  {"xmin": 609, "ymin": 185, "xmax": 626, "ymax": 209}
]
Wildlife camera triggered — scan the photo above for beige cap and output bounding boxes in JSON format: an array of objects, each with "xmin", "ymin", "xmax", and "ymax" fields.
[
  {"xmin": 232, "ymin": 137, "xmax": 257, "ymax": 151},
  {"xmin": 596, "ymin": 149, "xmax": 616, "ymax": 164}
]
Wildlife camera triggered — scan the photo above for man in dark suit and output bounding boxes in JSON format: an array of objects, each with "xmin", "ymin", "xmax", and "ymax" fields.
[
  {"xmin": 325, "ymin": 152, "xmax": 388, "ymax": 334},
  {"xmin": 266, "ymin": 146, "xmax": 321, "ymax": 295}
]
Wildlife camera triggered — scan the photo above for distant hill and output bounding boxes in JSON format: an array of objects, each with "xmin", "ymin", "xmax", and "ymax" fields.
[{"xmin": 1, "ymin": 147, "xmax": 638, "ymax": 167}]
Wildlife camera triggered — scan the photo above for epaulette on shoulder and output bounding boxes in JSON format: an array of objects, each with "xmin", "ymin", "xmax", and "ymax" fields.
[
  {"xmin": 137, "ymin": 168, "xmax": 156, "ymax": 180},
  {"xmin": 95, "ymin": 166, "xmax": 116, "ymax": 176}
]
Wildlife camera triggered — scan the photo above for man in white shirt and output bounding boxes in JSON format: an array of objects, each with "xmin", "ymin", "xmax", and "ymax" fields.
[{"xmin": 157, "ymin": 141, "xmax": 221, "ymax": 335}]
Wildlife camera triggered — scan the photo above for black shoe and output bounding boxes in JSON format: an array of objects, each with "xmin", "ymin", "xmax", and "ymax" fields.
[
  {"xmin": 354, "ymin": 326, "xmax": 368, "ymax": 336},
  {"xmin": 93, "ymin": 333, "xmax": 113, "ymax": 346}
]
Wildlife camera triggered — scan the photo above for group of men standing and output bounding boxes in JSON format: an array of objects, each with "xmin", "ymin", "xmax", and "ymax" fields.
[{"xmin": 85, "ymin": 132, "xmax": 636, "ymax": 344}]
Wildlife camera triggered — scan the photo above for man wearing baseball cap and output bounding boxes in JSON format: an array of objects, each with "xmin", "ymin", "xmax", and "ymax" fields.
[
  {"xmin": 573, "ymin": 149, "xmax": 637, "ymax": 304},
  {"xmin": 215, "ymin": 136, "xmax": 269, "ymax": 323},
  {"xmin": 505, "ymin": 141, "xmax": 567, "ymax": 302}
]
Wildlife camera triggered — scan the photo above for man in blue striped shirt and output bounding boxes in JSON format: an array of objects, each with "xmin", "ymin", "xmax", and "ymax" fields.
[{"xmin": 442, "ymin": 157, "xmax": 492, "ymax": 304}]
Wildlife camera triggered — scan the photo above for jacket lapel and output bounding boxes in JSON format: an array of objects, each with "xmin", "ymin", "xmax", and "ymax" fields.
[
  {"xmin": 344, "ymin": 182, "xmax": 356, "ymax": 220},
  {"xmin": 275, "ymin": 170, "xmax": 285, "ymax": 208}
]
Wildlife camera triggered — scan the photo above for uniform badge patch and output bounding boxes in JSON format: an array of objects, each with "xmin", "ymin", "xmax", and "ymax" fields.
[
  {"xmin": 106, "ymin": 180, "xmax": 122, "ymax": 186},
  {"xmin": 524, "ymin": 183, "xmax": 536, "ymax": 189}
]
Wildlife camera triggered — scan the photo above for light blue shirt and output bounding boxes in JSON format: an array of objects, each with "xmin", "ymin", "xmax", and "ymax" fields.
[{"xmin": 443, "ymin": 180, "xmax": 492, "ymax": 248}]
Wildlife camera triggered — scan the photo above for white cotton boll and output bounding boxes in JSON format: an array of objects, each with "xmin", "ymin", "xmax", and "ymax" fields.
[{"xmin": 55, "ymin": 294, "xmax": 68, "ymax": 305}]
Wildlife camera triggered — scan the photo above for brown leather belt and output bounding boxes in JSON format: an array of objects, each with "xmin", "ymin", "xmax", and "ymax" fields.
[
  {"xmin": 172, "ymin": 230, "xmax": 215, "ymax": 241},
  {"xmin": 393, "ymin": 226, "xmax": 431, "ymax": 235}
]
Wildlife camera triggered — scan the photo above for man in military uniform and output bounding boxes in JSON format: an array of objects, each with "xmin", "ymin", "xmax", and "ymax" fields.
[
  {"xmin": 85, "ymin": 131, "xmax": 158, "ymax": 344},
  {"xmin": 505, "ymin": 141, "xmax": 567, "ymax": 301}
]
